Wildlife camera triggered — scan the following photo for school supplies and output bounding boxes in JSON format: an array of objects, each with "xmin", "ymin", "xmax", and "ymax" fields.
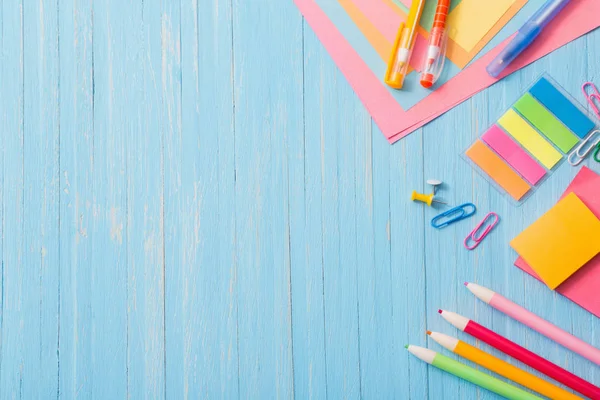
[
  {"xmin": 406, "ymin": 345, "xmax": 542, "ymax": 400},
  {"xmin": 420, "ymin": 0, "xmax": 449, "ymax": 88},
  {"xmin": 463, "ymin": 213, "xmax": 499, "ymax": 250},
  {"xmin": 431, "ymin": 203, "xmax": 476, "ymax": 229},
  {"xmin": 582, "ymin": 81, "xmax": 600, "ymax": 118},
  {"xmin": 411, "ymin": 190, "xmax": 446, "ymax": 206},
  {"xmin": 515, "ymin": 167, "xmax": 600, "ymax": 318},
  {"xmin": 487, "ymin": 0, "xmax": 572, "ymax": 78},
  {"xmin": 465, "ymin": 282, "xmax": 600, "ymax": 365},
  {"xmin": 595, "ymin": 144, "xmax": 600, "ymax": 162},
  {"xmin": 385, "ymin": 0, "xmax": 426, "ymax": 89},
  {"xmin": 295, "ymin": 0, "xmax": 600, "ymax": 143},
  {"xmin": 568, "ymin": 130, "xmax": 600, "ymax": 166},
  {"xmin": 464, "ymin": 75, "xmax": 596, "ymax": 203},
  {"xmin": 439, "ymin": 310, "xmax": 600, "ymax": 398},
  {"xmin": 510, "ymin": 192, "xmax": 600, "ymax": 289},
  {"xmin": 427, "ymin": 331, "xmax": 582, "ymax": 400}
]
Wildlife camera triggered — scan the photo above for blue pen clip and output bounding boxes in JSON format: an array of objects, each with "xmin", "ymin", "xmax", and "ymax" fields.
[{"xmin": 431, "ymin": 203, "xmax": 477, "ymax": 229}]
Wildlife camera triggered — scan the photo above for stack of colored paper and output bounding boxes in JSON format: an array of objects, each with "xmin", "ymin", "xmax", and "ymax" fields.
[
  {"xmin": 512, "ymin": 167, "xmax": 600, "ymax": 317},
  {"xmin": 294, "ymin": 0, "xmax": 600, "ymax": 143}
]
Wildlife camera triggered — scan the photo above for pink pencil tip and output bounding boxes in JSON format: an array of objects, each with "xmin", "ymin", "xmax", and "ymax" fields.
[
  {"xmin": 464, "ymin": 282, "xmax": 469, "ymax": 286},
  {"xmin": 437, "ymin": 309, "xmax": 443, "ymax": 314}
]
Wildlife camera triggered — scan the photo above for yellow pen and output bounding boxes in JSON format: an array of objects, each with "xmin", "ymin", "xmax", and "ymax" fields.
[{"xmin": 385, "ymin": 0, "xmax": 426, "ymax": 89}]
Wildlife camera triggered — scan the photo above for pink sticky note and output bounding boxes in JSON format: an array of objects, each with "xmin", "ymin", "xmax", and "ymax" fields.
[
  {"xmin": 515, "ymin": 167, "xmax": 600, "ymax": 318},
  {"xmin": 481, "ymin": 125, "xmax": 546, "ymax": 185},
  {"xmin": 294, "ymin": 0, "xmax": 600, "ymax": 143}
]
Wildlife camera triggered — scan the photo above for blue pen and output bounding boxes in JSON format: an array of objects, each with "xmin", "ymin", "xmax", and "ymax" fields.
[{"xmin": 487, "ymin": 0, "xmax": 571, "ymax": 78}]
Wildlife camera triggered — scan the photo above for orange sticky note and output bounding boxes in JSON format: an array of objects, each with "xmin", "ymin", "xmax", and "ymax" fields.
[
  {"xmin": 465, "ymin": 140, "xmax": 530, "ymax": 201},
  {"xmin": 511, "ymin": 192, "xmax": 600, "ymax": 289}
]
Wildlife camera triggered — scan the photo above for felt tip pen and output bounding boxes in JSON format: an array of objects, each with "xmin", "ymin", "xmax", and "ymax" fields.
[
  {"xmin": 438, "ymin": 309, "xmax": 600, "ymax": 399},
  {"xmin": 465, "ymin": 282, "xmax": 600, "ymax": 365},
  {"xmin": 487, "ymin": 0, "xmax": 571, "ymax": 78},
  {"xmin": 420, "ymin": 0, "xmax": 450, "ymax": 88},
  {"xmin": 406, "ymin": 345, "xmax": 542, "ymax": 400},
  {"xmin": 427, "ymin": 331, "xmax": 582, "ymax": 400},
  {"xmin": 385, "ymin": 0, "xmax": 426, "ymax": 89}
]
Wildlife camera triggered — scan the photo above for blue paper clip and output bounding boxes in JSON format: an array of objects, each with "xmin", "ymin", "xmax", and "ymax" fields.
[{"xmin": 431, "ymin": 203, "xmax": 477, "ymax": 229}]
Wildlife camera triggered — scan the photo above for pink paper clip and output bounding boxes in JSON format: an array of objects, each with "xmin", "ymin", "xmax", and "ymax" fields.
[
  {"xmin": 582, "ymin": 82, "xmax": 600, "ymax": 119},
  {"xmin": 464, "ymin": 212, "xmax": 499, "ymax": 250}
]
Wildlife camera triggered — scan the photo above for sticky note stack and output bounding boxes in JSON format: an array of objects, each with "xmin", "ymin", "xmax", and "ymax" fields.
[
  {"xmin": 514, "ymin": 167, "xmax": 600, "ymax": 317},
  {"xmin": 464, "ymin": 75, "xmax": 595, "ymax": 203},
  {"xmin": 511, "ymin": 191, "xmax": 600, "ymax": 290}
]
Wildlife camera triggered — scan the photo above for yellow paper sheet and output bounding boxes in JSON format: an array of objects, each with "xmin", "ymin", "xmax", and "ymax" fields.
[
  {"xmin": 510, "ymin": 193, "xmax": 600, "ymax": 290},
  {"xmin": 447, "ymin": 0, "xmax": 517, "ymax": 52},
  {"xmin": 498, "ymin": 109, "xmax": 562, "ymax": 169}
]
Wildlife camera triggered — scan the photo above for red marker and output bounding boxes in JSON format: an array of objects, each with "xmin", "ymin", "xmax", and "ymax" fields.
[
  {"xmin": 438, "ymin": 309, "xmax": 600, "ymax": 399},
  {"xmin": 420, "ymin": 0, "xmax": 450, "ymax": 88}
]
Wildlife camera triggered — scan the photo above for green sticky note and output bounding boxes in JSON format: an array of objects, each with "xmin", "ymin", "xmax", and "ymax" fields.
[{"xmin": 514, "ymin": 93, "xmax": 580, "ymax": 153}]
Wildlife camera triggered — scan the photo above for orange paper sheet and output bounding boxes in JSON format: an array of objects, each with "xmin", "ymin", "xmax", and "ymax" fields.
[
  {"xmin": 465, "ymin": 140, "xmax": 530, "ymax": 201},
  {"xmin": 511, "ymin": 193, "xmax": 600, "ymax": 290}
]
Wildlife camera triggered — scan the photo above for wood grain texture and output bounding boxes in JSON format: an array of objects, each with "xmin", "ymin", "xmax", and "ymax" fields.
[{"xmin": 0, "ymin": 0, "xmax": 599, "ymax": 398}]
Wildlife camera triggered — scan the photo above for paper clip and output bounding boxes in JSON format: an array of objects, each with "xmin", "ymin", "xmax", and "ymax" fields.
[
  {"xmin": 595, "ymin": 143, "xmax": 600, "ymax": 163},
  {"xmin": 464, "ymin": 212, "xmax": 499, "ymax": 250},
  {"xmin": 568, "ymin": 130, "xmax": 600, "ymax": 166},
  {"xmin": 431, "ymin": 203, "xmax": 476, "ymax": 229},
  {"xmin": 582, "ymin": 82, "xmax": 600, "ymax": 119}
]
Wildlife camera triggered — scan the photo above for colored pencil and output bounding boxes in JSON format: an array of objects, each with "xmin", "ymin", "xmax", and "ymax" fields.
[
  {"xmin": 428, "ymin": 331, "xmax": 582, "ymax": 400},
  {"xmin": 406, "ymin": 345, "xmax": 542, "ymax": 400},
  {"xmin": 439, "ymin": 310, "xmax": 600, "ymax": 399},
  {"xmin": 465, "ymin": 282, "xmax": 600, "ymax": 365}
]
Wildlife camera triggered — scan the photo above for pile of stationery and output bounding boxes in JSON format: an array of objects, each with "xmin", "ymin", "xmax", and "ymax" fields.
[
  {"xmin": 407, "ymin": 282, "xmax": 600, "ymax": 399},
  {"xmin": 294, "ymin": 0, "xmax": 600, "ymax": 142}
]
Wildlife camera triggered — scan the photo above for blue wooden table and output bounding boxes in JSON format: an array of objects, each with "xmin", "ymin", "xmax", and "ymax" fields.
[{"xmin": 1, "ymin": 0, "xmax": 599, "ymax": 398}]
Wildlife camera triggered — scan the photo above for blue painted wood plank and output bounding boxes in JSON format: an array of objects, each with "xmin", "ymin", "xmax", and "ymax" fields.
[
  {"xmin": 164, "ymin": 0, "xmax": 239, "ymax": 397},
  {"xmin": 22, "ymin": 0, "xmax": 60, "ymax": 396},
  {"xmin": 388, "ymin": 132, "xmax": 429, "ymax": 400},
  {"xmin": 319, "ymin": 67, "xmax": 362, "ymax": 400},
  {"xmin": 0, "ymin": 0, "xmax": 25, "ymax": 397},
  {"xmin": 289, "ymin": 23, "xmax": 328, "ymax": 400},
  {"xmin": 231, "ymin": 0, "xmax": 300, "ymax": 396},
  {"xmin": 90, "ymin": 0, "xmax": 131, "ymax": 396},
  {"xmin": 127, "ymin": 0, "xmax": 167, "ymax": 397},
  {"xmin": 58, "ymin": 0, "xmax": 97, "ymax": 396}
]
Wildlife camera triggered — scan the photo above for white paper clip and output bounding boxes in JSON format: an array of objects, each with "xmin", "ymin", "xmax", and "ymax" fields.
[
  {"xmin": 582, "ymin": 82, "xmax": 600, "ymax": 119},
  {"xmin": 568, "ymin": 130, "xmax": 600, "ymax": 166}
]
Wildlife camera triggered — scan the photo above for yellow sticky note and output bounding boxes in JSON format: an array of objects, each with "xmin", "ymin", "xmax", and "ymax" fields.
[
  {"xmin": 510, "ymin": 193, "xmax": 600, "ymax": 290},
  {"xmin": 447, "ymin": 0, "xmax": 516, "ymax": 52},
  {"xmin": 498, "ymin": 109, "xmax": 562, "ymax": 169}
]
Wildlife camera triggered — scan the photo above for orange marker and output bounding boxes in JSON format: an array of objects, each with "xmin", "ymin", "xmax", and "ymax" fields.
[
  {"xmin": 427, "ymin": 331, "xmax": 582, "ymax": 400},
  {"xmin": 420, "ymin": 0, "xmax": 450, "ymax": 88},
  {"xmin": 384, "ymin": 0, "xmax": 426, "ymax": 89}
]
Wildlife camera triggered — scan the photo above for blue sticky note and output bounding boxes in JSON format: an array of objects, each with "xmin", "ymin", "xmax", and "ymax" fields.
[{"xmin": 529, "ymin": 77, "xmax": 595, "ymax": 138}]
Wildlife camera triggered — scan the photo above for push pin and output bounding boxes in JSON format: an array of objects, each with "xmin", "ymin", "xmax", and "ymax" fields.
[
  {"xmin": 427, "ymin": 179, "xmax": 443, "ymax": 195},
  {"xmin": 411, "ymin": 190, "xmax": 447, "ymax": 206}
]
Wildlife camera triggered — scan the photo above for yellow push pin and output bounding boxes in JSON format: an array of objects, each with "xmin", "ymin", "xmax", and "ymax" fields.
[{"xmin": 411, "ymin": 190, "xmax": 447, "ymax": 206}]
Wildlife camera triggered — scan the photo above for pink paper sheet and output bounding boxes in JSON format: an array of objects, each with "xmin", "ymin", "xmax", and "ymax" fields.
[
  {"xmin": 295, "ymin": 0, "xmax": 600, "ymax": 143},
  {"xmin": 515, "ymin": 167, "xmax": 600, "ymax": 318},
  {"xmin": 481, "ymin": 124, "xmax": 546, "ymax": 185}
]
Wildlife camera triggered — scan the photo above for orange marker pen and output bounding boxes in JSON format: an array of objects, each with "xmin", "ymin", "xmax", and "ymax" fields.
[{"xmin": 420, "ymin": 0, "xmax": 450, "ymax": 88}]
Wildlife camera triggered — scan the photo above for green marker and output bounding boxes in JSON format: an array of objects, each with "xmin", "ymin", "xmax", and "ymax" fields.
[{"xmin": 406, "ymin": 345, "xmax": 542, "ymax": 400}]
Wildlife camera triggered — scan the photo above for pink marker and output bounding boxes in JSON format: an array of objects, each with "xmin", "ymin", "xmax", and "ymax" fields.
[{"xmin": 465, "ymin": 282, "xmax": 600, "ymax": 365}]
